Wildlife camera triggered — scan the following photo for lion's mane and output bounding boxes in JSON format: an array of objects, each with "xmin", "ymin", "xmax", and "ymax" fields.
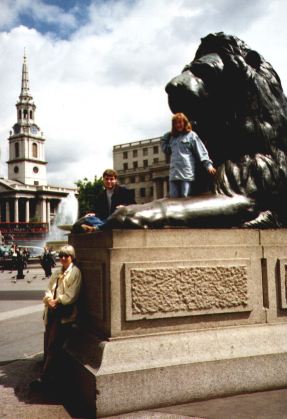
[{"xmin": 166, "ymin": 32, "xmax": 287, "ymax": 226}]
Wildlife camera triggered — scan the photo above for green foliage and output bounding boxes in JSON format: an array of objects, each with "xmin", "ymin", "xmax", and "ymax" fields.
[{"xmin": 75, "ymin": 176, "xmax": 104, "ymax": 217}]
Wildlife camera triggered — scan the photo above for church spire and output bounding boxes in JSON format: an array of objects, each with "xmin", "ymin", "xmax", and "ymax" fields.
[
  {"xmin": 19, "ymin": 49, "xmax": 33, "ymax": 102},
  {"xmin": 7, "ymin": 51, "xmax": 47, "ymax": 186}
]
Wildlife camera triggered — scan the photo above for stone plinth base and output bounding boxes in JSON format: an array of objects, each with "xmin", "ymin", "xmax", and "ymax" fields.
[
  {"xmin": 66, "ymin": 229, "xmax": 287, "ymax": 417},
  {"xmin": 65, "ymin": 323, "xmax": 287, "ymax": 417}
]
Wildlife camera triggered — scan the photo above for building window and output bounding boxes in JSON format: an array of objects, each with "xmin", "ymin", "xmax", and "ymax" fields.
[
  {"xmin": 18, "ymin": 110, "xmax": 22, "ymax": 119},
  {"xmin": 123, "ymin": 162, "xmax": 128, "ymax": 170},
  {"xmin": 140, "ymin": 175, "xmax": 145, "ymax": 182},
  {"xmin": 33, "ymin": 166, "xmax": 39, "ymax": 173},
  {"xmin": 123, "ymin": 151, "xmax": 128, "ymax": 159},
  {"xmin": 130, "ymin": 176, "xmax": 135, "ymax": 183},
  {"xmin": 133, "ymin": 150, "xmax": 138, "ymax": 157},
  {"xmin": 133, "ymin": 161, "xmax": 138, "ymax": 169},
  {"xmin": 153, "ymin": 146, "xmax": 159, "ymax": 154},
  {"xmin": 140, "ymin": 188, "xmax": 146, "ymax": 197},
  {"xmin": 34, "ymin": 181, "xmax": 39, "ymax": 186},
  {"xmin": 14, "ymin": 166, "xmax": 19, "ymax": 173},
  {"xmin": 24, "ymin": 109, "xmax": 28, "ymax": 119},
  {"xmin": 30, "ymin": 110, "xmax": 33, "ymax": 119},
  {"xmin": 143, "ymin": 148, "xmax": 148, "ymax": 156},
  {"xmin": 15, "ymin": 142, "xmax": 19, "ymax": 158},
  {"xmin": 143, "ymin": 159, "xmax": 148, "ymax": 168},
  {"xmin": 153, "ymin": 157, "xmax": 159, "ymax": 164},
  {"xmin": 32, "ymin": 143, "xmax": 38, "ymax": 158}
]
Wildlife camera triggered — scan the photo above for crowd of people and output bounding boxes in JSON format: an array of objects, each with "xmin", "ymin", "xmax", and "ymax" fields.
[
  {"xmin": 0, "ymin": 241, "xmax": 58, "ymax": 281},
  {"xmin": 0, "ymin": 243, "xmax": 30, "ymax": 278}
]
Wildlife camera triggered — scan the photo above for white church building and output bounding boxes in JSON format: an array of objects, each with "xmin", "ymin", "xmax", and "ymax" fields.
[{"xmin": 0, "ymin": 53, "xmax": 76, "ymax": 241}]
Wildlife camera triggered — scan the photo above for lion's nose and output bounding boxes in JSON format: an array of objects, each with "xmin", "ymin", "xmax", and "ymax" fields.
[
  {"xmin": 165, "ymin": 72, "xmax": 191, "ymax": 93},
  {"xmin": 166, "ymin": 71, "xmax": 207, "ymax": 100},
  {"xmin": 165, "ymin": 78, "xmax": 178, "ymax": 94}
]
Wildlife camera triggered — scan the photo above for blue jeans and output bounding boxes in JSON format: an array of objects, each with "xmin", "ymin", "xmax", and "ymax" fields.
[
  {"xmin": 83, "ymin": 215, "xmax": 106, "ymax": 228},
  {"xmin": 169, "ymin": 180, "xmax": 194, "ymax": 198}
]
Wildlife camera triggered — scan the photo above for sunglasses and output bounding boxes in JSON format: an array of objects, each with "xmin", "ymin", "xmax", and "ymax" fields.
[{"xmin": 59, "ymin": 253, "xmax": 70, "ymax": 258}]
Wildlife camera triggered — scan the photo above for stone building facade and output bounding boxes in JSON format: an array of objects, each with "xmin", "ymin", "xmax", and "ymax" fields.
[
  {"xmin": 0, "ymin": 53, "xmax": 76, "ymax": 235},
  {"xmin": 113, "ymin": 137, "xmax": 169, "ymax": 204}
]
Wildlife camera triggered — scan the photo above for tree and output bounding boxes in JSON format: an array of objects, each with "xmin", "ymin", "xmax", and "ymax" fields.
[{"xmin": 75, "ymin": 176, "xmax": 104, "ymax": 217}]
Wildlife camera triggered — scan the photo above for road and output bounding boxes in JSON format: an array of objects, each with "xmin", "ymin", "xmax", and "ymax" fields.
[{"xmin": 0, "ymin": 266, "xmax": 50, "ymax": 363}]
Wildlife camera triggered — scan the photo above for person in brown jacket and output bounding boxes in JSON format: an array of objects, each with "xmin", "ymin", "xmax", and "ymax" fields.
[{"xmin": 30, "ymin": 244, "xmax": 82, "ymax": 390}]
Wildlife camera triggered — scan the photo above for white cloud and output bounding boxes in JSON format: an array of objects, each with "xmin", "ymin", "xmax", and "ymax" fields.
[
  {"xmin": 242, "ymin": 0, "xmax": 287, "ymax": 91},
  {"xmin": 0, "ymin": 0, "xmax": 287, "ymax": 187}
]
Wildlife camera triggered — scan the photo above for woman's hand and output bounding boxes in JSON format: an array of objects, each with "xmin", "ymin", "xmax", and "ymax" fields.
[
  {"xmin": 208, "ymin": 166, "xmax": 217, "ymax": 175},
  {"xmin": 47, "ymin": 299, "xmax": 58, "ymax": 309}
]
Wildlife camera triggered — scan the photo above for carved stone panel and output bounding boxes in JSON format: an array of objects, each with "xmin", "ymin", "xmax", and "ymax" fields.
[
  {"xmin": 125, "ymin": 260, "xmax": 252, "ymax": 320},
  {"xmin": 278, "ymin": 258, "xmax": 287, "ymax": 309},
  {"xmin": 81, "ymin": 262, "xmax": 105, "ymax": 320}
]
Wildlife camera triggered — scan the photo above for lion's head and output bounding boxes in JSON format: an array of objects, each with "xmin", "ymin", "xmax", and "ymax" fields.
[{"xmin": 165, "ymin": 32, "xmax": 287, "ymax": 225}]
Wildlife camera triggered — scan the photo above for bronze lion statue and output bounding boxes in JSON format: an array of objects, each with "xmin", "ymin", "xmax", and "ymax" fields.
[{"xmin": 78, "ymin": 32, "xmax": 287, "ymax": 229}]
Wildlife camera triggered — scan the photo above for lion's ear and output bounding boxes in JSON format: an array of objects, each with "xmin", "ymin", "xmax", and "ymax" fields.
[{"xmin": 245, "ymin": 50, "xmax": 262, "ymax": 71}]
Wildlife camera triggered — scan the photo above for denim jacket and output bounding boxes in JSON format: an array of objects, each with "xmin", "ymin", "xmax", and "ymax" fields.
[{"xmin": 161, "ymin": 131, "xmax": 213, "ymax": 181}]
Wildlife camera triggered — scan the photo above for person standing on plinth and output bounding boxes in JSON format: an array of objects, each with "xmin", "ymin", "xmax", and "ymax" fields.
[{"xmin": 161, "ymin": 113, "xmax": 216, "ymax": 198}]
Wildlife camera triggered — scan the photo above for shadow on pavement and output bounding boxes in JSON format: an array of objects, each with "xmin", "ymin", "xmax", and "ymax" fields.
[{"xmin": 0, "ymin": 354, "xmax": 79, "ymax": 418}]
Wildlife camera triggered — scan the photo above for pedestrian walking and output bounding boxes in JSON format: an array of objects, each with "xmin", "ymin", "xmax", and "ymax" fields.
[
  {"xmin": 16, "ymin": 249, "xmax": 25, "ymax": 280},
  {"xmin": 41, "ymin": 247, "xmax": 56, "ymax": 279}
]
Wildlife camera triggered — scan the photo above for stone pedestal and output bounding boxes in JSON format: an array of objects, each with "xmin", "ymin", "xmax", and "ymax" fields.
[{"xmin": 66, "ymin": 229, "xmax": 287, "ymax": 417}]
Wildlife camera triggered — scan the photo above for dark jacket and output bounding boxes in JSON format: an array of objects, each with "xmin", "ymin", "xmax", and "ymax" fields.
[{"xmin": 94, "ymin": 185, "xmax": 136, "ymax": 219}]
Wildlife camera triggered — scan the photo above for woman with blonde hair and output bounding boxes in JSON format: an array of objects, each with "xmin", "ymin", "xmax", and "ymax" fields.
[
  {"xmin": 161, "ymin": 112, "xmax": 216, "ymax": 198},
  {"xmin": 30, "ymin": 244, "xmax": 82, "ymax": 390}
]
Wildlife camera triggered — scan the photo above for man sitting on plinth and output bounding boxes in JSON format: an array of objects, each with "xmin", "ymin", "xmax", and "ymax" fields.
[{"xmin": 79, "ymin": 168, "xmax": 136, "ymax": 232}]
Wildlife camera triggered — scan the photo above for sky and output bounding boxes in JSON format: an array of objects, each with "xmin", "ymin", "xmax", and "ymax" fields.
[{"xmin": 0, "ymin": 0, "xmax": 286, "ymax": 187}]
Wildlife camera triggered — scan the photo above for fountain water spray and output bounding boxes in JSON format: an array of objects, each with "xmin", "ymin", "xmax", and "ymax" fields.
[{"xmin": 45, "ymin": 193, "xmax": 78, "ymax": 249}]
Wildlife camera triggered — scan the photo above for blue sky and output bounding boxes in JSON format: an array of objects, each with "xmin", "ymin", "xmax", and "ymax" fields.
[
  {"xmin": 12, "ymin": 0, "xmax": 91, "ymax": 38},
  {"xmin": 0, "ymin": 0, "xmax": 90, "ymax": 38},
  {"xmin": 0, "ymin": 0, "xmax": 286, "ymax": 186}
]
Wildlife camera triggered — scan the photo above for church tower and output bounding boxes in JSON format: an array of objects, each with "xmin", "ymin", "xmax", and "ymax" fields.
[{"xmin": 7, "ymin": 51, "xmax": 47, "ymax": 186}]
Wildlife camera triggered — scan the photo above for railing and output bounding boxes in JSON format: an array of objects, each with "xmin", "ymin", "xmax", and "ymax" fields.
[{"xmin": 0, "ymin": 222, "xmax": 49, "ymax": 234}]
